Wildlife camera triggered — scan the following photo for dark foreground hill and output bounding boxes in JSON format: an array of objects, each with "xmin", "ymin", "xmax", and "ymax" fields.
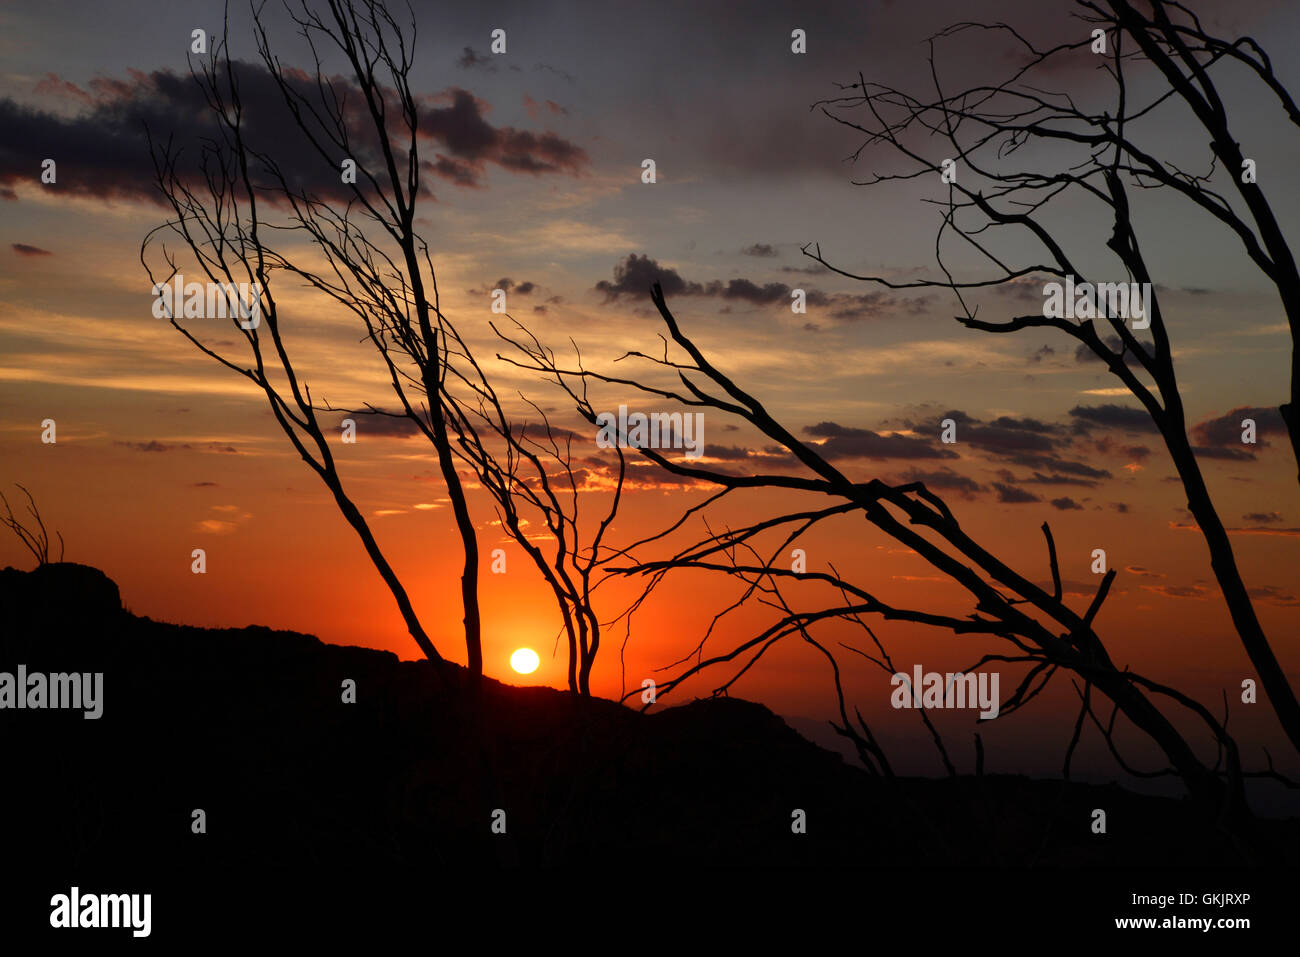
[{"xmin": 1, "ymin": 562, "xmax": 1297, "ymax": 882}]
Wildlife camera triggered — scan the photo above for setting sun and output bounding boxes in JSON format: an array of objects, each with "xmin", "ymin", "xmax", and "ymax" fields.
[{"xmin": 510, "ymin": 648, "xmax": 540, "ymax": 675}]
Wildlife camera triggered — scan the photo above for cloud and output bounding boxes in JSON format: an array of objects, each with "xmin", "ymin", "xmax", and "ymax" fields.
[
  {"xmin": 1073, "ymin": 335, "xmax": 1127, "ymax": 362},
  {"xmin": 1247, "ymin": 585, "xmax": 1300, "ymax": 607},
  {"xmin": 898, "ymin": 467, "xmax": 982, "ymax": 497},
  {"xmin": 1007, "ymin": 470, "xmax": 1101, "ymax": 487},
  {"xmin": 1068, "ymin": 404, "xmax": 1159, "ymax": 433},
  {"xmin": 1191, "ymin": 446, "xmax": 1255, "ymax": 461},
  {"xmin": 1191, "ymin": 405, "xmax": 1286, "ymax": 447},
  {"xmin": 993, "ymin": 482, "xmax": 1040, "ymax": 504},
  {"xmin": 457, "ymin": 47, "xmax": 496, "ymax": 71},
  {"xmin": 470, "ymin": 277, "xmax": 538, "ymax": 296},
  {"xmin": 0, "ymin": 66, "xmax": 586, "ymax": 207},
  {"xmin": 742, "ymin": 243, "xmax": 778, "ymax": 257},
  {"xmin": 1243, "ymin": 511, "xmax": 1283, "ymax": 523},
  {"xmin": 339, "ymin": 412, "xmax": 424, "ymax": 438},
  {"xmin": 593, "ymin": 254, "xmax": 917, "ymax": 320},
  {"xmin": 915, "ymin": 411, "xmax": 1063, "ymax": 453},
  {"xmin": 1049, "ymin": 496, "xmax": 1083, "ymax": 511},
  {"xmin": 1001, "ymin": 454, "xmax": 1111, "ymax": 480},
  {"xmin": 701, "ymin": 444, "xmax": 796, "ymax": 467},
  {"xmin": 595, "ymin": 254, "xmax": 702, "ymax": 300},
  {"xmin": 804, "ymin": 421, "xmax": 956, "ymax": 461},
  {"xmin": 12, "ymin": 243, "xmax": 52, "ymax": 256},
  {"xmin": 424, "ymin": 88, "xmax": 587, "ymax": 181}
]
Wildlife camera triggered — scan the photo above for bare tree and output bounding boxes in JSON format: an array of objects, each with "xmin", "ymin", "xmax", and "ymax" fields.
[
  {"xmin": 507, "ymin": 281, "xmax": 1272, "ymax": 819},
  {"xmin": 443, "ymin": 318, "xmax": 628, "ymax": 696},
  {"xmin": 142, "ymin": 0, "xmax": 482, "ymax": 671},
  {"xmin": 802, "ymin": 0, "xmax": 1300, "ymax": 757},
  {"xmin": 144, "ymin": 0, "xmax": 622, "ymax": 691},
  {"xmin": 1, "ymin": 484, "xmax": 64, "ymax": 567},
  {"xmin": 343, "ymin": 315, "xmax": 629, "ymax": 695}
]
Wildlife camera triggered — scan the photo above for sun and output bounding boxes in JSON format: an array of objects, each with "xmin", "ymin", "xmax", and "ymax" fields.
[{"xmin": 510, "ymin": 648, "xmax": 540, "ymax": 675}]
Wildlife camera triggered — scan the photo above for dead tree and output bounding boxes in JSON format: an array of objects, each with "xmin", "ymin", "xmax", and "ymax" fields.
[
  {"xmin": 141, "ymin": 0, "xmax": 479, "ymax": 669},
  {"xmin": 426, "ymin": 317, "xmax": 628, "ymax": 696},
  {"xmin": 1, "ymin": 484, "xmax": 64, "ymax": 567},
  {"xmin": 506, "ymin": 281, "xmax": 1260, "ymax": 819},
  {"xmin": 803, "ymin": 0, "xmax": 1300, "ymax": 759}
]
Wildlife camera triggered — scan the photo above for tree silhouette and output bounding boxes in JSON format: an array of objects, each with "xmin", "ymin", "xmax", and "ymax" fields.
[
  {"xmin": 802, "ymin": 0, "xmax": 1300, "ymax": 758},
  {"xmin": 505, "ymin": 281, "xmax": 1297, "ymax": 819},
  {"xmin": 0, "ymin": 484, "xmax": 64, "ymax": 567},
  {"xmin": 142, "ymin": 1, "xmax": 462, "ymax": 668},
  {"xmin": 143, "ymin": 0, "xmax": 619, "ymax": 688}
]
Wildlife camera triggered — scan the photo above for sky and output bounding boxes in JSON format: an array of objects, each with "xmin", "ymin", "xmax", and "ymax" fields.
[{"xmin": 2, "ymin": 0, "xmax": 1299, "ymax": 798}]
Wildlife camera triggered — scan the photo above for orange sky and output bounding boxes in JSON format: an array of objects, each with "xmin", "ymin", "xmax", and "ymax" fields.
[{"xmin": 2, "ymin": 0, "xmax": 1299, "ymax": 799}]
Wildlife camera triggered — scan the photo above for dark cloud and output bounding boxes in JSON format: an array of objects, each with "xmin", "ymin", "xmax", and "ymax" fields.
[
  {"xmin": 701, "ymin": 444, "xmax": 796, "ymax": 467},
  {"xmin": 899, "ymin": 467, "xmax": 982, "ymax": 497},
  {"xmin": 1003, "ymin": 454, "xmax": 1112, "ymax": 480},
  {"xmin": 993, "ymin": 482, "xmax": 1040, "ymax": 504},
  {"xmin": 964, "ymin": 423, "xmax": 1057, "ymax": 454},
  {"xmin": 1050, "ymin": 496, "xmax": 1084, "ymax": 511},
  {"xmin": 708, "ymin": 278, "xmax": 791, "ymax": 305},
  {"xmin": 987, "ymin": 416, "xmax": 1064, "ymax": 435},
  {"xmin": 0, "ymin": 66, "xmax": 586, "ymax": 207},
  {"xmin": 594, "ymin": 254, "xmax": 912, "ymax": 319},
  {"xmin": 456, "ymin": 47, "xmax": 495, "ymax": 71},
  {"xmin": 426, "ymin": 88, "xmax": 586, "ymax": 179},
  {"xmin": 912, "ymin": 411, "xmax": 1064, "ymax": 455},
  {"xmin": 471, "ymin": 277, "xmax": 538, "ymax": 296},
  {"xmin": 595, "ymin": 254, "xmax": 702, "ymax": 300},
  {"xmin": 1243, "ymin": 511, "xmax": 1283, "ymax": 523},
  {"xmin": 1191, "ymin": 446, "xmax": 1256, "ymax": 460},
  {"xmin": 1247, "ymin": 585, "xmax": 1300, "ymax": 607},
  {"xmin": 702, "ymin": 444, "xmax": 751, "ymax": 460},
  {"xmin": 804, "ymin": 421, "xmax": 956, "ymax": 461},
  {"xmin": 1074, "ymin": 335, "xmax": 1123, "ymax": 362},
  {"xmin": 1191, "ymin": 405, "xmax": 1286, "ymax": 447},
  {"xmin": 742, "ymin": 243, "xmax": 778, "ymax": 257},
  {"xmin": 12, "ymin": 243, "xmax": 51, "ymax": 256},
  {"xmin": 1068, "ymin": 404, "xmax": 1159, "ymax": 433},
  {"xmin": 340, "ymin": 412, "xmax": 423, "ymax": 438},
  {"xmin": 1006, "ymin": 469, "xmax": 1100, "ymax": 487}
]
